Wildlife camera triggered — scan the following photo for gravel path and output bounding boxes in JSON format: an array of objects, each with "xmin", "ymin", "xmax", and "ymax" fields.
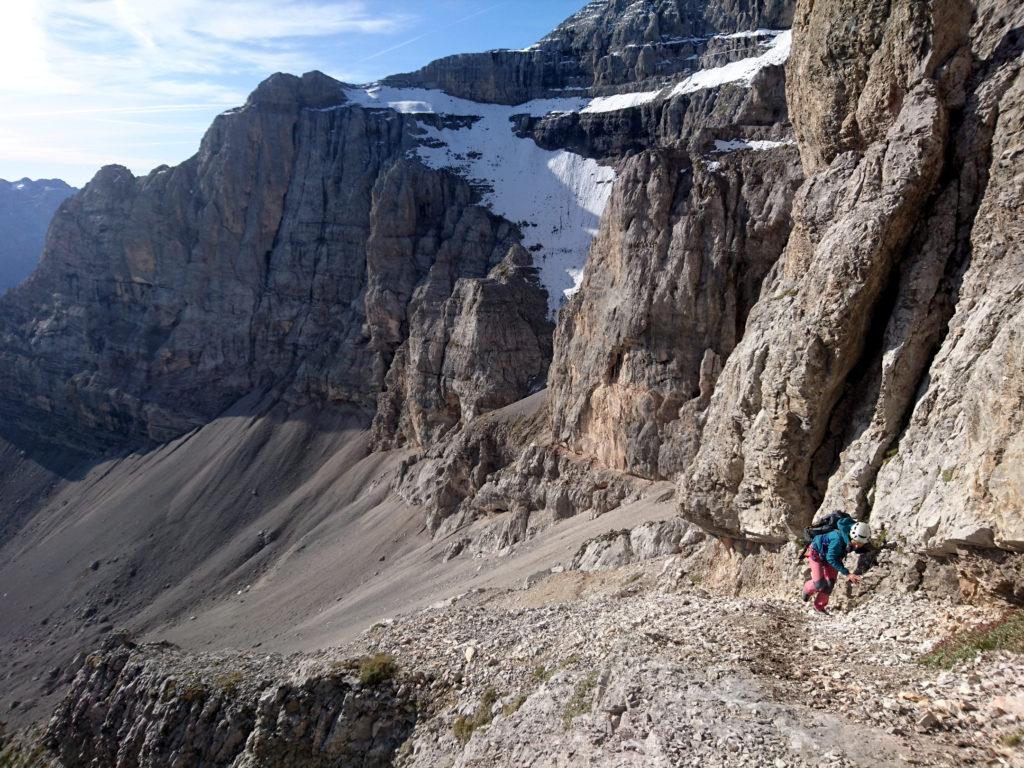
[{"xmin": 324, "ymin": 558, "xmax": 1024, "ymax": 767}]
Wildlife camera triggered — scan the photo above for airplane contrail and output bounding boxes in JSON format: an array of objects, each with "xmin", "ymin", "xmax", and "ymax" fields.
[{"xmin": 355, "ymin": 3, "xmax": 509, "ymax": 64}]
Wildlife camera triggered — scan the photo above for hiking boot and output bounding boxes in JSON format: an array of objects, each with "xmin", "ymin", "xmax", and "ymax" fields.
[
  {"xmin": 813, "ymin": 605, "xmax": 830, "ymax": 615},
  {"xmin": 802, "ymin": 590, "xmax": 810, "ymax": 603}
]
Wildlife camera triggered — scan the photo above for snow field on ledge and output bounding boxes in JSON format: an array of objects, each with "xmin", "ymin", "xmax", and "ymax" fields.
[
  {"xmin": 346, "ymin": 86, "xmax": 613, "ymax": 315},
  {"xmin": 341, "ymin": 28, "xmax": 791, "ymax": 314}
]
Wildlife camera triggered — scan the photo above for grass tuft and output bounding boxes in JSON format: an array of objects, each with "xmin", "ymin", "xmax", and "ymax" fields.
[
  {"xmin": 502, "ymin": 693, "xmax": 528, "ymax": 717},
  {"xmin": 562, "ymin": 670, "xmax": 599, "ymax": 729},
  {"xmin": 920, "ymin": 612, "xmax": 1024, "ymax": 669},
  {"xmin": 358, "ymin": 653, "xmax": 398, "ymax": 686},
  {"xmin": 453, "ymin": 687, "xmax": 499, "ymax": 745},
  {"xmin": 214, "ymin": 670, "xmax": 244, "ymax": 696}
]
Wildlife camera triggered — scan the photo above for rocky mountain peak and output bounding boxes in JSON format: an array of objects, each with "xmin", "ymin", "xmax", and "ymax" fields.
[{"xmin": 244, "ymin": 69, "xmax": 347, "ymax": 110}]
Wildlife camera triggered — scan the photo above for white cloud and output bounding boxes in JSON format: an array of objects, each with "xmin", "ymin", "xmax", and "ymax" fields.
[{"xmin": 0, "ymin": 0, "xmax": 412, "ymax": 185}]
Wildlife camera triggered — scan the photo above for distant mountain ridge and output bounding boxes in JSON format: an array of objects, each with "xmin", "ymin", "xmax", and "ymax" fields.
[{"xmin": 0, "ymin": 177, "xmax": 77, "ymax": 293}]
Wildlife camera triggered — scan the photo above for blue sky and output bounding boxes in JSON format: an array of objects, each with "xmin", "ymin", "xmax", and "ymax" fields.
[{"xmin": 0, "ymin": 1, "xmax": 590, "ymax": 187}]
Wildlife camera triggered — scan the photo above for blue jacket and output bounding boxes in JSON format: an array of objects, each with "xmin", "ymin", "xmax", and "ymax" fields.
[{"xmin": 810, "ymin": 516, "xmax": 855, "ymax": 576}]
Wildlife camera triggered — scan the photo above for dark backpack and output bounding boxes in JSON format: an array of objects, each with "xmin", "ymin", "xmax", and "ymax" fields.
[{"xmin": 801, "ymin": 511, "xmax": 852, "ymax": 546}]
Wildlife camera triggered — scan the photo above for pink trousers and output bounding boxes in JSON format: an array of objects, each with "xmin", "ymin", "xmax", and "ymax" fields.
[{"xmin": 803, "ymin": 548, "xmax": 838, "ymax": 610}]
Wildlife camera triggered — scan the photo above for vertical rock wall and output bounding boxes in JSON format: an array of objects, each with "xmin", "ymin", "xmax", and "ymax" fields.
[
  {"xmin": 549, "ymin": 145, "xmax": 801, "ymax": 480},
  {"xmin": 680, "ymin": 0, "xmax": 1023, "ymax": 550}
]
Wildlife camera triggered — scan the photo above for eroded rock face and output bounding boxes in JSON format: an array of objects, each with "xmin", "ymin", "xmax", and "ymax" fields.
[
  {"xmin": 872, "ymin": 41, "xmax": 1024, "ymax": 553},
  {"xmin": 676, "ymin": 0, "xmax": 1024, "ymax": 548},
  {"xmin": 45, "ymin": 639, "xmax": 418, "ymax": 768},
  {"xmin": 392, "ymin": 388, "xmax": 658, "ymax": 541},
  {"xmin": 549, "ymin": 144, "xmax": 801, "ymax": 481},
  {"xmin": 372, "ymin": 245, "xmax": 552, "ymax": 449},
  {"xmin": 569, "ymin": 518, "xmax": 706, "ymax": 570},
  {"xmin": 682, "ymin": 81, "xmax": 951, "ymax": 541}
]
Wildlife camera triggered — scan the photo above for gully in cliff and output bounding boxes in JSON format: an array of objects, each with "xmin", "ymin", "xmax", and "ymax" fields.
[{"xmin": 800, "ymin": 515, "xmax": 873, "ymax": 614}]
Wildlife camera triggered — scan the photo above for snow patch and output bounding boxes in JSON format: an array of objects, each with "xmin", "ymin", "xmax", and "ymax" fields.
[
  {"xmin": 345, "ymin": 86, "xmax": 588, "ymax": 118},
  {"xmin": 714, "ymin": 28, "xmax": 787, "ymax": 40},
  {"xmin": 713, "ymin": 138, "xmax": 795, "ymax": 152},
  {"xmin": 670, "ymin": 29, "xmax": 791, "ymax": 96},
  {"xmin": 582, "ymin": 89, "xmax": 664, "ymax": 113},
  {"xmin": 342, "ymin": 86, "xmax": 614, "ymax": 315}
]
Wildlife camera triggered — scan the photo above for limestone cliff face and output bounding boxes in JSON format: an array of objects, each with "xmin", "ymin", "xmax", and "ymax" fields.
[
  {"xmin": 679, "ymin": 0, "xmax": 1023, "ymax": 551},
  {"xmin": 372, "ymin": 245, "xmax": 553, "ymax": 449},
  {"xmin": 390, "ymin": 3, "xmax": 803, "ymax": 535},
  {"xmin": 0, "ymin": 74, "xmax": 518, "ymax": 451},
  {"xmin": 871, "ymin": 12, "xmax": 1024, "ymax": 553},
  {"xmin": 548, "ymin": 144, "xmax": 801, "ymax": 481}
]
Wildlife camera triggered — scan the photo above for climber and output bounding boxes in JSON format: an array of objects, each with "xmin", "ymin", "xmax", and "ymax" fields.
[{"xmin": 801, "ymin": 517, "xmax": 871, "ymax": 614}]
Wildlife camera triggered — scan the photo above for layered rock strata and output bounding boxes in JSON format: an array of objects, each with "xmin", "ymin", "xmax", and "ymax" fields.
[
  {"xmin": 549, "ymin": 143, "xmax": 801, "ymax": 481},
  {"xmin": 385, "ymin": 0, "xmax": 794, "ymax": 104}
]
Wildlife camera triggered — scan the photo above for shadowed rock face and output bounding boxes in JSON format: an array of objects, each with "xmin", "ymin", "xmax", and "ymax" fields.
[
  {"xmin": 372, "ymin": 245, "xmax": 553, "ymax": 449},
  {"xmin": 0, "ymin": 73, "xmax": 520, "ymax": 451},
  {"xmin": 384, "ymin": 0, "xmax": 794, "ymax": 104},
  {"xmin": 0, "ymin": 178, "xmax": 76, "ymax": 294}
]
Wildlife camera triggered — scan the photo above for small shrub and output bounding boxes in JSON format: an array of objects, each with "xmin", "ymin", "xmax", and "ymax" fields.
[
  {"xmin": 179, "ymin": 682, "xmax": 207, "ymax": 703},
  {"xmin": 329, "ymin": 659, "xmax": 361, "ymax": 676},
  {"xmin": 358, "ymin": 653, "xmax": 397, "ymax": 686},
  {"xmin": 941, "ymin": 467, "xmax": 956, "ymax": 482},
  {"xmin": 502, "ymin": 693, "xmax": 528, "ymax": 717},
  {"xmin": 1002, "ymin": 729, "xmax": 1023, "ymax": 748},
  {"xmin": 920, "ymin": 612, "xmax": 1024, "ymax": 669},
  {"xmin": 532, "ymin": 665, "xmax": 552, "ymax": 682},
  {"xmin": 214, "ymin": 670, "xmax": 244, "ymax": 696},
  {"xmin": 453, "ymin": 687, "xmax": 499, "ymax": 745},
  {"xmin": 562, "ymin": 671, "xmax": 599, "ymax": 729}
]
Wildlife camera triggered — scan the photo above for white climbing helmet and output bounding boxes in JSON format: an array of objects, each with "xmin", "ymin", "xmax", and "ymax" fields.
[{"xmin": 851, "ymin": 521, "xmax": 871, "ymax": 544}]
